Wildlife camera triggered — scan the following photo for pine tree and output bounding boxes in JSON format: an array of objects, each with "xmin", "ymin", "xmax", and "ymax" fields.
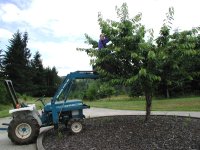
[
  {"xmin": 44, "ymin": 67, "xmax": 60, "ymax": 96},
  {"xmin": 0, "ymin": 49, "xmax": 9, "ymax": 104},
  {"xmin": 31, "ymin": 51, "xmax": 46, "ymax": 96},
  {"xmin": 3, "ymin": 31, "xmax": 32, "ymax": 94}
]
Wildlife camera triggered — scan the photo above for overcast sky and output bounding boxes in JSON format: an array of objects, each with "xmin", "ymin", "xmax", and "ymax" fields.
[{"xmin": 0, "ymin": 0, "xmax": 200, "ymax": 76}]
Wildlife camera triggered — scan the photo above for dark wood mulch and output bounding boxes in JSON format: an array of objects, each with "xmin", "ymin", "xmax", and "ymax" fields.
[{"xmin": 43, "ymin": 115, "xmax": 200, "ymax": 150}]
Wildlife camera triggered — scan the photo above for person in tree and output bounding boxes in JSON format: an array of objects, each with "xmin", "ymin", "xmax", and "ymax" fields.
[
  {"xmin": 95, "ymin": 33, "xmax": 116, "ymax": 73},
  {"xmin": 98, "ymin": 33, "xmax": 109, "ymax": 50},
  {"xmin": 93, "ymin": 33, "xmax": 109, "ymax": 73}
]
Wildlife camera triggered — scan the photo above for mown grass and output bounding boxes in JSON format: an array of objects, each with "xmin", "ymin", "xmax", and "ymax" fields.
[
  {"xmin": 0, "ymin": 96, "xmax": 199, "ymax": 118},
  {"xmin": 0, "ymin": 104, "xmax": 13, "ymax": 118},
  {"xmin": 0, "ymin": 97, "xmax": 50, "ymax": 118},
  {"xmin": 84, "ymin": 96, "xmax": 200, "ymax": 111}
]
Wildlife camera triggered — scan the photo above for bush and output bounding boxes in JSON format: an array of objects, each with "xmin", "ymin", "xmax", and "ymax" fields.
[
  {"xmin": 84, "ymin": 82, "xmax": 98, "ymax": 101},
  {"xmin": 97, "ymin": 84, "xmax": 115, "ymax": 98}
]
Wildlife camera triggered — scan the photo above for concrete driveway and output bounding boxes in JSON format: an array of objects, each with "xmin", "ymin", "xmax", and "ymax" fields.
[
  {"xmin": 84, "ymin": 108, "xmax": 200, "ymax": 118},
  {"xmin": 0, "ymin": 108, "xmax": 200, "ymax": 150},
  {"xmin": 0, "ymin": 117, "xmax": 36, "ymax": 150}
]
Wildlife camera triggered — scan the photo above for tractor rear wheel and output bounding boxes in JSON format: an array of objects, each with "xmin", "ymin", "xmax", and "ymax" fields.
[
  {"xmin": 67, "ymin": 118, "xmax": 84, "ymax": 134},
  {"xmin": 8, "ymin": 116, "xmax": 40, "ymax": 145}
]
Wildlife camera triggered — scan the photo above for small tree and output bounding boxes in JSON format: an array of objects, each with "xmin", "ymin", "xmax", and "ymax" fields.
[
  {"xmin": 156, "ymin": 8, "xmax": 200, "ymax": 97},
  {"xmin": 79, "ymin": 3, "xmax": 160, "ymax": 121}
]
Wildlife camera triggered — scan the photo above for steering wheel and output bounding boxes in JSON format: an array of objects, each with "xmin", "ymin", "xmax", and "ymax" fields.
[{"xmin": 36, "ymin": 95, "xmax": 45, "ymax": 106}]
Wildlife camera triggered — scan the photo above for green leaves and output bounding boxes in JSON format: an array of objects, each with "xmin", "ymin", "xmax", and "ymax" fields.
[
  {"xmin": 183, "ymin": 49, "xmax": 197, "ymax": 56},
  {"xmin": 139, "ymin": 68, "xmax": 147, "ymax": 77},
  {"xmin": 115, "ymin": 3, "xmax": 129, "ymax": 21},
  {"xmin": 81, "ymin": 2, "xmax": 200, "ymax": 100},
  {"xmin": 131, "ymin": 52, "xmax": 138, "ymax": 58},
  {"xmin": 147, "ymin": 51, "xmax": 156, "ymax": 60},
  {"xmin": 127, "ymin": 75, "xmax": 138, "ymax": 84},
  {"xmin": 83, "ymin": 2, "xmax": 160, "ymax": 93},
  {"xmin": 84, "ymin": 34, "xmax": 98, "ymax": 48},
  {"xmin": 163, "ymin": 7, "xmax": 174, "ymax": 29}
]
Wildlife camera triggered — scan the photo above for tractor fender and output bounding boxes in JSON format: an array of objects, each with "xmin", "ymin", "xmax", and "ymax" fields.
[
  {"xmin": 9, "ymin": 104, "xmax": 36, "ymax": 114},
  {"xmin": 9, "ymin": 105, "xmax": 42, "ymax": 126}
]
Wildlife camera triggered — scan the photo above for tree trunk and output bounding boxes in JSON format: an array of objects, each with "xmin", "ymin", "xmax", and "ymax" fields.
[
  {"xmin": 165, "ymin": 84, "xmax": 170, "ymax": 98},
  {"xmin": 145, "ymin": 93, "xmax": 152, "ymax": 122},
  {"xmin": 163, "ymin": 81, "xmax": 170, "ymax": 98}
]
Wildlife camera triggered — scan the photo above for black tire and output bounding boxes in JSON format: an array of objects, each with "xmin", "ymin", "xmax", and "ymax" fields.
[
  {"xmin": 8, "ymin": 116, "xmax": 40, "ymax": 145},
  {"xmin": 64, "ymin": 120, "xmax": 69, "ymax": 128},
  {"xmin": 67, "ymin": 118, "xmax": 84, "ymax": 134}
]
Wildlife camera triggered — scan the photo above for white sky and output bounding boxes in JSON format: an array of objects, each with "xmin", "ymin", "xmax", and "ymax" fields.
[{"xmin": 0, "ymin": 0, "xmax": 200, "ymax": 76}]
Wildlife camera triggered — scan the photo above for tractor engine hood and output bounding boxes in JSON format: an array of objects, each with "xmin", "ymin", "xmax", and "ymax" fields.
[{"xmin": 44, "ymin": 100, "xmax": 89, "ymax": 112}]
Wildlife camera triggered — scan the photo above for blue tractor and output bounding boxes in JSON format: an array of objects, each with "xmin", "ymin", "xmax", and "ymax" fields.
[{"xmin": 3, "ymin": 71, "xmax": 98, "ymax": 145}]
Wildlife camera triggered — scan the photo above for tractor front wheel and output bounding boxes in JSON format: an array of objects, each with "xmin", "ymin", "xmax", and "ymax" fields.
[
  {"xmin": 67, "ymin": 119, "xmax": 83, "ymax": 134},
  {"xmin": 8, "ymin": 116, "xmax": 40, "ymax": 145}
]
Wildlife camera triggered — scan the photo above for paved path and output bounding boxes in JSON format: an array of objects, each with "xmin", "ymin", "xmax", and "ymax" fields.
[
  {"xmin": 0, "ymin": 108, "xmax": 200, "ymax": 150},
  {"xmin": 84, "ymin": 108, "xmax": 200, "ymax": 118},
  {"xmin": 0, "ymin": 117, "xmax": 36, "ymax": 150}
]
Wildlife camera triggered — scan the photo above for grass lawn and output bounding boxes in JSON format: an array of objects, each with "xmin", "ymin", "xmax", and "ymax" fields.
[
  {"xmin": 0, "ymin": 104, "xmax": 13, "ymax": 118},
  {"xmin": 0, "ymin": 97, "xmax": 48, "ymax": 118},
  {"xmin": 84, "ymin": 96, "xmax": 200, "ymax": 111},
  {"xmin": 0, "ymin": 96, "xmax": 199, "ymax": 118}
]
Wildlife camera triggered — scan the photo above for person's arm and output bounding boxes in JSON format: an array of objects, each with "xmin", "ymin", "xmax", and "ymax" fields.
[
  {"xmin": 98, "ymin": 35, "xmax": 109, "ymax": 49},
  {"xmin": 104, "ymin": 37, "xmax": 109, "ymax": 43},
  {"xmin": 98, "ymin": 40, "xmax": 103, "ymax": 49}
]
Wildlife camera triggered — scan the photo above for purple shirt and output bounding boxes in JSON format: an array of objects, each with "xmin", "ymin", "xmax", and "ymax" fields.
[{"xmin": 98, "ymin": 37, "xmax": 109, "ymax": 50}]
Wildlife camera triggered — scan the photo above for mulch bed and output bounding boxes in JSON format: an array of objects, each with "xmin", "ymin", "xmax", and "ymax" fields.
[{"xmin": 43, "ymin": 115, "xmax": 200, "ymax": 150}]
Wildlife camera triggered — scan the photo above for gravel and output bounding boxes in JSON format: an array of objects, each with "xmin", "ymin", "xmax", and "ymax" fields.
[{"xmin": 43, "ymin": 115, "xmax": 200, "ymax": 150}]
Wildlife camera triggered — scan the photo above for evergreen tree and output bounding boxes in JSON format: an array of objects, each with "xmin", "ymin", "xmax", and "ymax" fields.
[
  {"xmin": 44, "ymin": 67, "xmax": 60, "ymax": 96},
  {"xmin": 31, "ymin": 51, "xmax": 46, "ymax": 96},
  {"xmin": 3, "ymin": 31, "xmax": 32, "ymax": 94},
  {"xmin": 0, "ymin": 49, "xmax": 9, "ymax": 104}
]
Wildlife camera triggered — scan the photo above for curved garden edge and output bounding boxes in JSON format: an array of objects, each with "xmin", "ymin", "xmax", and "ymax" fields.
[
  {"xmin": 37, "ymin": 126, "xmax": 53, "ymax": 150},
  {"xmin": 37, "ymin": 109, "xmax": 200, "ymax": 150}
]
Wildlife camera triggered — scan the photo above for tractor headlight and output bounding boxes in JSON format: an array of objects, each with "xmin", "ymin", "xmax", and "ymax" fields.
[{"xmin": 72, "ymin": 110, "xmax": 79, "ymax": 116}]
